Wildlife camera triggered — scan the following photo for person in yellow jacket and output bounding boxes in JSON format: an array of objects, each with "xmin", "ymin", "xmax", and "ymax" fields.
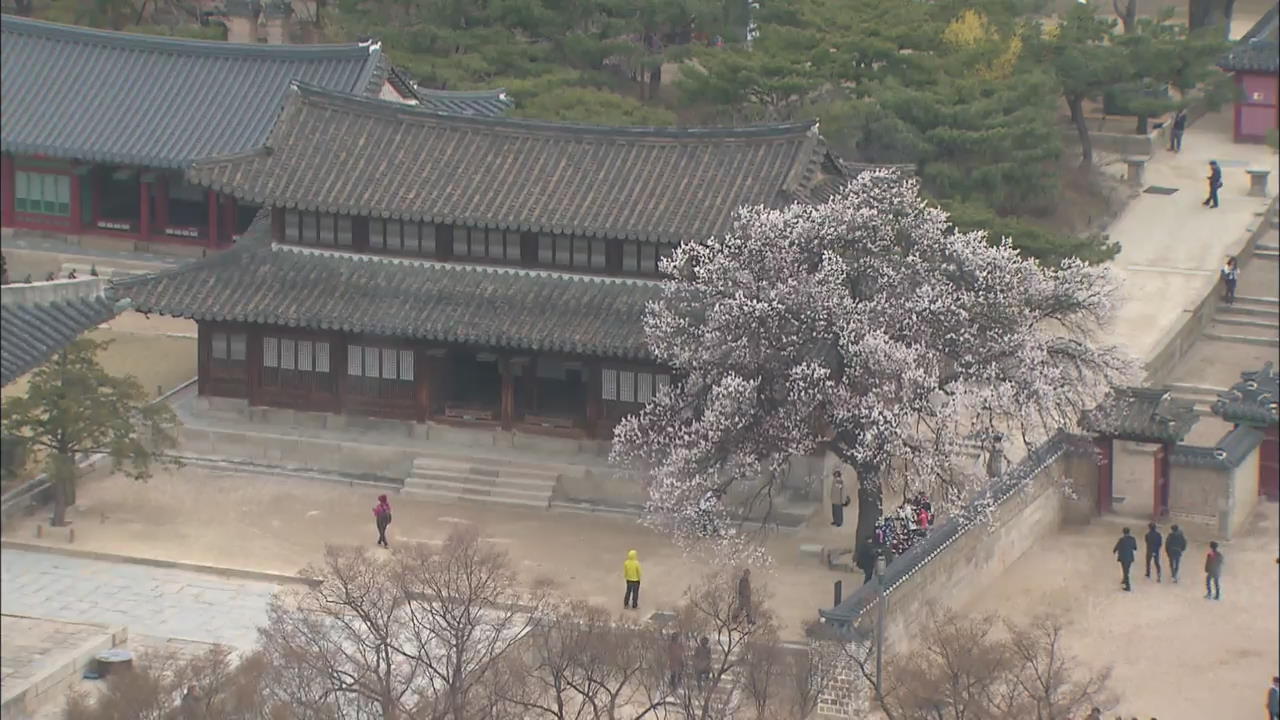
[{"xmin": 623, "ymin": 550, "xmax": 642, "ymax": 610}]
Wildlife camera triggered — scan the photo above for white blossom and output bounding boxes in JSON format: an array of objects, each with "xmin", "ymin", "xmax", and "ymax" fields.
[{"xmin": 612, "ymin": 170, "xmax": 1137, "ymax": 553}]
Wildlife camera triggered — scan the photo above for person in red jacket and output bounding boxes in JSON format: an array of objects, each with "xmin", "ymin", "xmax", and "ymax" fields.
[
  {"xmin": 372, "ymin": 494, "xmax": 392, "ymax": 548},
  {"xmin": 1204, "ymin": 541, "xmax": 1223, "ymax": 600}
]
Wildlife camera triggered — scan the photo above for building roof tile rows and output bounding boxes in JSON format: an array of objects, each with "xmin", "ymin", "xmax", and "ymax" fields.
[
  {"xmin": 386, "ymin": 65, "xmax": 515, "ymax": 117},
  {"xmin": 1080, "ymin": 386, "xmax": 1200, "ymax": 443},
  {"xmin": 186, "ymin": 83, "xmax": 847, "ymax": 244},
  {"xmin": 0, "ymin": 15, "xmax": 384, "ymax": 168},
  {"xmin": 1219, "ymin": 4, "xmax": 1279, "ymax": 74},
  {"xmin": 1, "ymin": 292, "xmax": 122, "ymax": 386},
  {"xmin": 116, "ymin": 218, "xmax": 661, "ymax": 360},
  {"xmin": 1212, "ymin": 362, "xmax": 1279, "ymax": 427}
]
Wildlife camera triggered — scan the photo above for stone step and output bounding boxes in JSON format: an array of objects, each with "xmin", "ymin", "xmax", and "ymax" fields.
[
  {"xmin": 1216, "ymin": 302, "xmax": 1280, "ymax": 319},
  {"xmin": 1255, "ymin": 250, "xmax": 1280, "ymax": 260},
  {"xmin": 401, "ymin": 485, "xmax": 551, "ymax": 510},
  {"xmin": 411, "ymin": 456, "xmax": 563, "ymax": 482},
  {"xmin": 404, "ymin": 474, "xmax": 553, "ymax": 502},
  {"xmin": 1210, "ymin": 315, "xmax": 1280, "ymax": 330},
  {"xmin": 408, "ymin": 468, "xmax": 556, "ymax": 491},
  {"xmin": 1202, "ymin": 327, "xmax": 1280, "ymax": 346},
  {"xmin": 1234, "ymin": 295, "xmax": 1279, "ymax": 306},
  {"xmin": 1258, "ymin": 243, "xmax": 1280, "ymax": 253}
]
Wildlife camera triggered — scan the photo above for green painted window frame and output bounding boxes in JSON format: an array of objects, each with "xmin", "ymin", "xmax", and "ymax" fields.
[{"xmin": 14, "ymin": 170, "xmax": 71, "ymax": 217}]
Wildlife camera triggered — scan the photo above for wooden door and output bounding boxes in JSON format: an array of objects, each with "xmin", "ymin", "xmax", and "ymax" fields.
[
  {"xmin": 1261, "ymin": 425, "xmax": 1279, "ymax": 501},
  {"xmin": 1153, "ymin": 443, "xmax": 1171, "ymax": 518}
]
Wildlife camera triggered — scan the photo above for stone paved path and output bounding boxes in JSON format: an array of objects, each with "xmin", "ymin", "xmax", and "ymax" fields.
[{"xmin": 0, "ymin": 549, "xmax": 280, "ymax": 649}]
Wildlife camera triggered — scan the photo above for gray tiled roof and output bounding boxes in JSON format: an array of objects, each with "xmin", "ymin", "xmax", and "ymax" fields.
[
  {"xmin": 114, "ymin": 225, "xmax": 661, "ymax": 360},
  {"xmin": 186, "ymin": 82, "xmax": 847, "ymax": 244},
  {"xmin": 1, "ymin": 293, "xmax": 122, "ymax": 386},
  {"xmin": 1219, "ymin": 4, "xmax": 1279, "ymax": 73},
  {"xmin": 0, "ymin": 15, "xmax": 384, "ymax": 168},
  {"xmin": 1212, "ymin": 362, "xmax": 1279, "ymax": 427},
  {"xmin": 1080, "ymin": 386, "xmax": 1199, "ymax": 443},
  {"xmin": 386, "ymin": 65, "xmax": 513, "ymax": 117},
  {"xmin": 1171, "ymin": 426, "xmax": 1266, "ymax": 469}
]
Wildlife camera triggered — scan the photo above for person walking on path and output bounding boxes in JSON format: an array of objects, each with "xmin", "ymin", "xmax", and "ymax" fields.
[
  {"xmin": 1166, "ymin": 524, "xmax": 1187, "ymax": 582},
  {"xmin": 1221, "ymin": 256, "xmax": 1239, "ymax": 305},
  {"xmin": 734, "ymin": 568, "xmax": 754, "ymax": 624},
  {"xmin": 830, "ymin": 470, "xmax": 851, "ymax": 527},
  {"xmin": 1204, "ymin": 160, "xmax": 1222, "ymax": 208},
  {"xmin": 1267, "ymin": 676, "xmax": 1279, "ymax": 720},
  {"xmin": 1168, "ymin": 110, "xmax": 1187, "ymax": 152},
  {"xmin": 623, "ymin": 550, "xmax": 642, "ymax": 610},
  {"xmin": 1144, "ymin": 522, "xmax": 1163, "ymax": 582},
  {"xmin": 666, "ymin": 633, "xmax": 685, "ymax": 690},
  {"xmin": 372, "ymin": 494, "xmax": 392, "ymax": 548},
  {"xmin": 1114, "ymin": 527, "xmax": 1138, "ymax": 591},
  {"xmin": 693, "ymin": 636, "xmax": 712, "ymax": 687},
  {"xmin": 1204, "ymin": 541, "xmax": 1223, "ymax": 600}
]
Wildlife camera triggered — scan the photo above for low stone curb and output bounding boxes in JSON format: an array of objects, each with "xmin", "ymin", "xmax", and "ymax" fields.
[
  {"xmin": 0, "ymin": 617, "xmax": 127, "ymax": 719},
  {"xmin": 0, "ymin": 540, "xmax": 319, "ymax": 587}
]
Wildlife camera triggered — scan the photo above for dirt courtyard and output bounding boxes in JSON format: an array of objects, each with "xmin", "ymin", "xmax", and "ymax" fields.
[
  {"xmin": 966, "ymin": 504, "xmax": 1280, "ymax": 720},
  {"xmin": 4, "ymin": 466, "xmax": 861, "ymax": 638}
]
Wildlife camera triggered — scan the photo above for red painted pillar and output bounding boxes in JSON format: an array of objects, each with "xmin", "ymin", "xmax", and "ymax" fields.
[
  {"xmin": 138, "ymin": 179, "xmax": 152, "ymax": 240},
  {"xmin": 220, "ymin": 195, "xmax": 237, "ymax": 245},
  {"xmin": 1, "ymin": 155, "xmax": 14, "ymax": 225},
  {"xmin": 154, "ymin": 176, "xmax": 169, "ymax": 232},
  {"xmin": 206, "ymin": 190, "xmax": 219, "ymax": 248},
  {"xmin": 1095, "ymin": 436, "xmax": 1113, "ymax": 515},
  {"xmin": 68, "ymin": 168, "xmax": 82, "ymax": 233},
  {"xmin": 90, "ymin": 170, "xmax": 102, "ymax": 230}
]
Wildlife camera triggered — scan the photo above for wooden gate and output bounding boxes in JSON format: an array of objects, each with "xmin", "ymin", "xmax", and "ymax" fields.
[{"xmin": 1261, "ymin": 425, "xmax": 1279, "ymax": 501}]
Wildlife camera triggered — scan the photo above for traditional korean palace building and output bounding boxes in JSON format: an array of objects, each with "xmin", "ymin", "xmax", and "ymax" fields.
[
  {"xmin": 0, "ymin": 16, "xmax": 512, "ymax": 250},
  {"xmin": 118, "ymin": 82, "xmax": 854, "ymax": 439}
]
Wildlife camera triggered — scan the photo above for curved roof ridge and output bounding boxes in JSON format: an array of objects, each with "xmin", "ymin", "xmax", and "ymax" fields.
[
  {"xmin": 290, "ymin": 80, "xmax": 818, "ymax": 140},
  {"xmin": 1, "ymin": 14, "xmax": 376, "ymax": 59},
  {"xmin": 416, "ymin": 87, "xmax": 511, "ymax": 99}
]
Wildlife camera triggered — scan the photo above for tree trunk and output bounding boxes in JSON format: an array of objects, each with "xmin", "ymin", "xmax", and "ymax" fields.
[
  {"xmin": 853, "ymin": 463, "xmax": 883, "ymax": 558},
  {"xmin": 1068, "ymin": 95, "xmax": 1093, "ymax": 168},
  {"xmin": 50, "ymin": 454, "xmax": 76, "ymax": 527},
  {"xmin": 1113, "ymin": 0, "xmax": 1137, "ymax": 34}
]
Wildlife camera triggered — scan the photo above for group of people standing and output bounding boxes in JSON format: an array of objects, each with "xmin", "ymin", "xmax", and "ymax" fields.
[{"xmin": 1112, "ymin": 523, "xmax": 1222, "ymax": 599}]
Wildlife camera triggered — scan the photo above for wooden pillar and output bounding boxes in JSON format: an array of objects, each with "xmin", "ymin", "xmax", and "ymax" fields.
[
  {"xmin": 246, "ymin": 325, "xmax": 263, "ymax": 406},
  {"xmin": 415, "ymin": 348, "xmax": 431, "ymax": 423},
  {"xmin": 499, "ymin": 356, "xmax": 514, "ymax": 430},
  {"xmin": 196, "ymin": 322, "xmax": 210, "ymax": 397},
  {"xmin": 585, "ymin": 361, "xmax": 602, "ymax": 438},
  {"xmin": 527, "ymin": 356, "xmax": 539, "ymax": 414},
  {"xmin": 1153, "ymin": 442, "xmax": 1171, "ymax": 519},
  {"xmin": 206, "ymin": 191, "xmax": 219, "ymax": 248},
  {"xmin": 138, "ymin": 179, "xmax": 152, "ymax": 240},
  {"xmin": 67, "ymin": 166, "xmax": 82, "ymax": 233},
  {"xmin": 0, "ymin": 154, "xmax": 14, "ymax": 224},
  {"xmin": 271, "ymin": 207, "xmax": 285, "ymax": 242},
  {"xmin": 91, "ymin": 170, "xmax": 102, "ymax": 230},
  {"xmin": 154, "ymin": 175, "xmax": 169, "ymax": 231},
  {"xmin": 1095, "ymin": 436, "xmax": 1113, "ymax": 515},
  {"xmin": 221, "ymin": 195, "xmax": 237, "ymax": 245}
]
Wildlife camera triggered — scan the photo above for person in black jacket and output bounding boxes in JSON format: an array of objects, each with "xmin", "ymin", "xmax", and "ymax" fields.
[
  {"xmin": 1204, "ymin": 160, "xmax": 1222, "ymax": 208},
  {"xmin": 1113, "ymin": 527, "xmax": 1138, "ymax": 591},
  {"xmin": 1144, "ymin": 522, "xmax": 1163, "ymax": 582},
  {"xmin": 1165, "ymin": 524, "xmax": 1187, "ymax": 582}
]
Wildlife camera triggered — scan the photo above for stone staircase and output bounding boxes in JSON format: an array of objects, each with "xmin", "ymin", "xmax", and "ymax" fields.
[
  {"xmin": 403, "ymin": 453, "xmax": 569, "ymax": 509},
  {"xmin": 1165, "ymin": 382, "xmax": 1227, "ymax": 417},
  {"xmin": 1203, "ymin": 295, "xmax": 1279, "ymax": 347}
]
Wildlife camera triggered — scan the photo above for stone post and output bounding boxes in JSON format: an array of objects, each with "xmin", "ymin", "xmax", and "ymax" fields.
[
  {"xmin": 1247, "ymin": 169, "xmax": 1270, "ymax": 198},
  {"xmin": 1124, "ymin": 157, "xmax": 1147, "ymax": 187}
]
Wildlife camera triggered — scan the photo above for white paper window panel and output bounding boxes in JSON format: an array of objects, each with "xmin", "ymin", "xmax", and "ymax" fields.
[
  {"xmin": 505, "ymin": 231, "xmax": 521, "ymax": 260},
  {"xmin": 656, "ymin": 374, "xmax": 671, "ymax": 391},
  {"xmin": 364, "ymin": 347, "xmax": 380, "ymax": 378},
  {"xmin": 315, "ymin": 342, "xmax": 330, "ymax": 373},
  {"xmin": 280, "ymin": 339, "xmax": 296, "ymax": 370},
  {"xmin": 317, "ymin": 215, "xmax": 335, "ymax": 246},
  {"xmin": 285, "ymin": 211, "xmax": 301, "ymax": 243},
  {"xmin": 229, "ymin": 334, "xmax": 247, "ymax": 361},
  {"xmin": 572, "ymin": 237, "xmax": 589, "ymax": 268},
  {"xmin": 369, "ymin": 219, "xmax": 385, "ymax": 249},
  {"xmin": 453, "ymin": 230, "xmax": 469, "ymax": 257},
  {"xmin": 211, "ymin": 332, "xmax": 228, "ymax": 359},
  {"xmin": 387, "ymin": 220, "xmax": 402, "ymax": 250},
  {"xmin": 470, "ymin": 228, "xmax": 488, "ymax": 258},
  {"xmin": 336, "ymin": 216, "xmax": 353, "ymax": 247},
  {"xmin": 619, "ymin": 370, "xmax": 636, "ymax": 402},
  {"xmin": 382, "ymin": 348, "xmax": 397, "ymax": 379},
  {"xmin": 56, "ymin": 176, "xmax": 70, "ymax": 203},
  {"xmin": 301, "ymin": 213, "xmax": 317, "ymax": 244},
  {"xmin": 404, "ymin": 223, "xmax": 420, "ymax": 254},
  {"xmin": 421, "ymin": 222, "xmax": 436, "ymax": 247},
  {"xmin": 590, "ymin": 239, "xmax": 607, "ymax": 269},
  {"xmin": 262, "ymin": 337, "xmax": 279, "ymax": 367},
  {"xmin": 601, "ymin": 368, "xmax": 618, "ymax": 400},
  {"xmin": 555, "ymin": 236, "xmax": 572, "ymax": 266},
  {"xmin": 538, "ymin": 235, "xmax": 555, "ymax": 265},
  {"xmin": 298, "ymin": 340, "xmax": 314, "ymax": 372},
  {"xmin": 399, "ymin": 350, "xmax": 414, "ymax": 381},
  {"xmin": 348, "ymin": 345, "xmax": 364, "ymax": 375},
  {"xmin": 43, "ymin": 175, "xmax": 56, "ymax": 204},
  {"xmin": 636, "ymin": 373, "xmax": 653, "ymax": 403}
]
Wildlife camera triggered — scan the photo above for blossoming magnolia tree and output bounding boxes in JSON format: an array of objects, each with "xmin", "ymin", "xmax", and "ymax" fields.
[{"xmin": 611, "ymin": 169, "xmax": 1135, "ymax": 557}]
